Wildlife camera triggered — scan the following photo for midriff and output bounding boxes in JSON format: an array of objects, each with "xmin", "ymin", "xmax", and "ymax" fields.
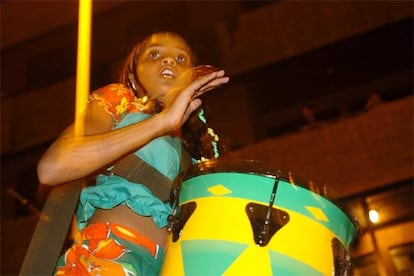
[{"xmin": 88, "ymin": 205, "xmax": 168, "ymax": 248}]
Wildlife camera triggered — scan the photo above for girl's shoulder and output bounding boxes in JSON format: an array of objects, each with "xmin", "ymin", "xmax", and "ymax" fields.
[
  {"xmin": 89, "ymin": 83, "xmax": 140, "ymax": 124},
  {"xmin": 91, "ymin": 83, "xmax": 135, "ymax": 103}
]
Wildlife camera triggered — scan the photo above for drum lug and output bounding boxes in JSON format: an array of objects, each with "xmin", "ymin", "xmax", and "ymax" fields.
[
  {"xmin": 246, "ymin": 202, "xmax": 289, "ymax": 246},
  {"xmin": 168, "ymin": 202, "xmax": 197, "ymax": 242},
  {"xmin": 332, "ymin": 237, "xmax": 352, "ymax": 276},
  {"xmin": 245, "ymin": 171, "xmax": 289, "ymax": 246}
]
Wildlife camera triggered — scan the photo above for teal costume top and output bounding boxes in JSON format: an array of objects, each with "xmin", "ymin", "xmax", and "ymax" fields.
[{"xmin": 76, "ymin": 84, "xmax": 183, "ymax": 230}]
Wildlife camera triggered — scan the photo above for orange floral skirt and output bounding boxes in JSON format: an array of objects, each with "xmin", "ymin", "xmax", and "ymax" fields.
[{"xmin": 54, "ymin": 222, "xmax": 164, "ymax": 276}]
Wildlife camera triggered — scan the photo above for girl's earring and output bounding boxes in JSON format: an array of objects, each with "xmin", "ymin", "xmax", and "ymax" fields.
[{"xmin": 128, "ymin": 73, "xmax": 137, "ymax": 92}]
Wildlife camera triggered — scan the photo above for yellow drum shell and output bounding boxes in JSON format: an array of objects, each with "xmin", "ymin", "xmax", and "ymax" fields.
[{"xmin": 162, "ymin": 160, "xmax": 356, "ymax": 275}]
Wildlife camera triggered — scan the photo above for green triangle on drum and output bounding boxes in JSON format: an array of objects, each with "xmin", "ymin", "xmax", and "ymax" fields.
[
  {"xmin": 181, "ymin": 240, "xmax": 247, "ymax": 275},
  {"xmin": 223, "ymin": 243, "xmax": 273, "ymax": 275},
  {"xmin": 269, "ymin": 250, "xmax": 325, "ymax": 275}
]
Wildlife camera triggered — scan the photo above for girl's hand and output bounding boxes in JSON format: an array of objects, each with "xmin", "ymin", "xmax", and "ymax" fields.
[{"xmin": 161, "ymin": 68, "xmax": 229, "ymax": 132}]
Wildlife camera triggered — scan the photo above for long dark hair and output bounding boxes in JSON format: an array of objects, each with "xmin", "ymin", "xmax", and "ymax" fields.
[{"xmin": 119, "ymin": 32, "xmax": 224, "ymax": 161}]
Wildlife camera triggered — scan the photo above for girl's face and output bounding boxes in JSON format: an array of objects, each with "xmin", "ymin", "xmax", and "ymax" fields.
[{"xmin": 136, "ymin": 33, "xmax": 193, "ymax": 103}]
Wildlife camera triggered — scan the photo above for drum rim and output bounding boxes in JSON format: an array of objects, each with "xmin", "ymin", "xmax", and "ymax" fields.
[{"xmin": 184, "ymin": 158, "xmax": 315, "ymax": 191}]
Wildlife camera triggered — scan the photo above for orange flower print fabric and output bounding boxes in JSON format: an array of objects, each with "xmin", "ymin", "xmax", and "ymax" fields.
[
  {"xmin": 89, "ymin": 84, "xmax": 144, "ymax": 125},
  {"xmin": 54, "ymin": 222, "xmax": 162, "ymax": 276}
]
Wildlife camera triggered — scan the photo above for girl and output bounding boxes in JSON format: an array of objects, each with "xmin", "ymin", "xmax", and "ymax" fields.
[{"xmin": 37, "ymin": 32, "xmax": 229, "ymax": 275}]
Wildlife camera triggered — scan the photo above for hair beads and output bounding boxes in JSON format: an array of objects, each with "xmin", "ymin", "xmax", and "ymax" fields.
[
  {"xmin": 178, "ymin": 65, "xmax": 225, "ymax": 163},
  {"xmin": 197, "ymin": 109, "xmax": 220, "ymax": 162}
]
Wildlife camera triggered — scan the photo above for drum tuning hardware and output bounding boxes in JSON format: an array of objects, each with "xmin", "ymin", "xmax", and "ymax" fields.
[
  {"xmin": 246, "ymin": 172, "xmax": 290, "ymax": 246},
  {"xmin": 246, "ymin": 202, "xmax": 289, "ymax": 246},
  {"xmin": 168, "ymin": 202, "xmax": 197, "ymax": 242},
  {"xmin": 332, "ymin": 238, "xmax": 352, "ymax": 276}
]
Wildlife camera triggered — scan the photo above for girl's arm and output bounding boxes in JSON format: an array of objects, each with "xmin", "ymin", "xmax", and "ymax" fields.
[
  {"xmin": 37, "ymin": 99, "xmax": 166, "ymax": 186},
  {"xmin": 37, "ymin": 70, "xmax": 229, "ymax": 186}
]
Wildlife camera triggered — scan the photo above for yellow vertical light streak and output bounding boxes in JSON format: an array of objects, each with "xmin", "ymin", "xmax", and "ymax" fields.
[{"xmin": 74, "ymin": 0, "xmax": 92, "ymax": 136}]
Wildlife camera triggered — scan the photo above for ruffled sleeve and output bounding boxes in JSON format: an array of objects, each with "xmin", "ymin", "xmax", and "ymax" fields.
[{"xmin": 89, "ymin": 84, "xmax": 137, "ymax": 125}]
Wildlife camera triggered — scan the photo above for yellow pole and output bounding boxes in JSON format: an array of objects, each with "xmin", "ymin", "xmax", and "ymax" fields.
[{"xmin": 74, "ymin": 0, "xmax": 92, "ymax": 136}]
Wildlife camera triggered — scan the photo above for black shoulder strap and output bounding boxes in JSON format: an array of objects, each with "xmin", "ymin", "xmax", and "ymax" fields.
[
  {"xmin": 111, "ymin": 154, "xmax": 172, "ymax": 201},
  {"xmin": 180, "ymin": 148, "xmax": 193, "ymax": 173},
  {"xmin": 19, "ymin": 181, "xmax": 82, "ymax": 276},
  {"xmin": 111, "ymin": 149, "xmax": 193, "ymax": 202}
]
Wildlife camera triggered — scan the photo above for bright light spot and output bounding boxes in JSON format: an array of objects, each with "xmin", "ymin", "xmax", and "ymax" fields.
[{"xmin": 369, "ymin": 209, "xmax": 379, "ymax": 223}]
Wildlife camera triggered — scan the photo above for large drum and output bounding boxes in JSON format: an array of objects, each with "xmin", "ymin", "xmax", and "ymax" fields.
[{"xmin": 161, "ymin": 159, "xmax": 357, "ymax": 276}]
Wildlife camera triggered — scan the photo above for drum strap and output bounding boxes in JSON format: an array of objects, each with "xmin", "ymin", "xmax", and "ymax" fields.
[{"xmin": 111, "ymin": 149, "xmax": 192, "ymax": 202}]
